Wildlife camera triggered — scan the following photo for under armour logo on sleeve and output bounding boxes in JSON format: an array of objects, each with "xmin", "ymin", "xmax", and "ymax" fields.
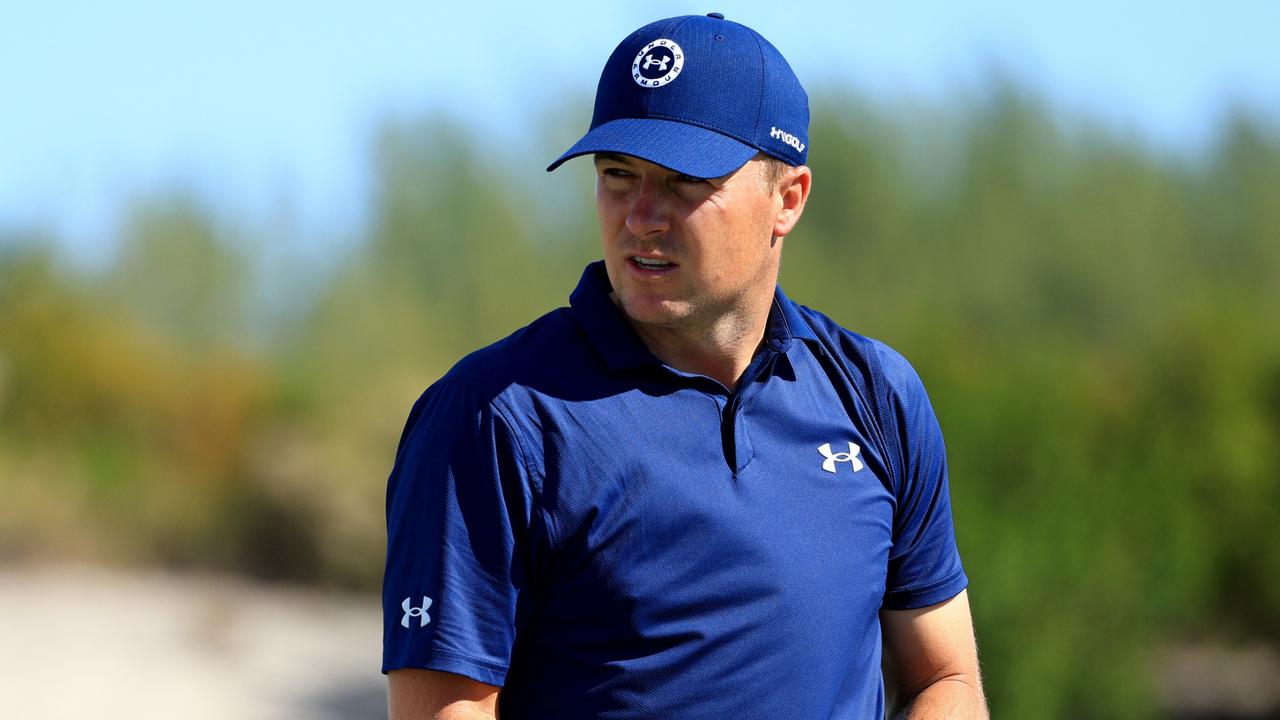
[
  {"xmin": 818, "ymin": 442, "xmax": 864, "ymax": 473},
  {"xmin": 401, "ymin": 596, "xmax": 433, "ymax": 628}
]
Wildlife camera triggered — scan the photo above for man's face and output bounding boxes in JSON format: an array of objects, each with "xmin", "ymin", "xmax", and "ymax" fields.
[{"xmin": 593, "ymin": 153, "xmax": 790, "ymax": 334}]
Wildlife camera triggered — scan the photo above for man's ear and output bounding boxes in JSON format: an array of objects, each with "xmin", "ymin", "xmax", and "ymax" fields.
[{"xmin": 773, "ymin": 165, "xmax": 812, "ymax": 239}]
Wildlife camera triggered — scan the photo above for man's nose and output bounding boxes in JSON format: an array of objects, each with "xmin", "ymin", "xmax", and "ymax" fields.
[{"xmin": 625, "ymin": 176, "xmax": 671, "ymax": 239}]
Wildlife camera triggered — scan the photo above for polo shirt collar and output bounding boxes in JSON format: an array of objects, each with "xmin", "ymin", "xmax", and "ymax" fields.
[
  {"xmin": 569, "ymin": 261, "xmax": 659, "ymax": 371},
  {"xmin": 771, "ymin": 284, "xmax": 819, "ymax": 350},
  {"xmin": 569, "ymin": 261, "xmax": 818, "ymax": 372}
]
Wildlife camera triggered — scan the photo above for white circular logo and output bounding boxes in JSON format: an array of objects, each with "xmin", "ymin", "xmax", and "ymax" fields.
[{"xmin": 631, "ymin": 38, "xmax": 684, "ymax": 88}]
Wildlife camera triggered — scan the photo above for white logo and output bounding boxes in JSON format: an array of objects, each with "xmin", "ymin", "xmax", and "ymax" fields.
[
  {"xmin": 401, "ymin": 596, "xmax": 433, "ymax": 628},
  {"xmin": 818, "ymin": 442, "xmax": 864, "ymax": 473},
  {"xmin": 770, "ymin": 126, "xmax": 806, "ymax": 153},
  {"xmin": 632, "ymin": 38, "xmax": 684, "ymax": 88},
  {"xmin": 642, "ymin": 54, "xmax": 670, "ymax": 72}
]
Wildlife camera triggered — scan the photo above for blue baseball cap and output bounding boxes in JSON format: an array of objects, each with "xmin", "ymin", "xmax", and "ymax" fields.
[{"xmin": 547, "ymin": 13, "xmax": 809, "ymax": 179}]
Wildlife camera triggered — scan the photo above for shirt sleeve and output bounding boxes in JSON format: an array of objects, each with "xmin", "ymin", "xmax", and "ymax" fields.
[
  {"xmin": 382, "ymin": 379, "xmax": 536, "ymax": 685},
  {"xmin": 877, "ymin": 346, "xmax": 969, "ymax": 611}
]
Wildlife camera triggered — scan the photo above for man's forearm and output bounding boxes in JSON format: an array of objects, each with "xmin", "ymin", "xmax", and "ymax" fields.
[
  {"xmin": 386, "ymin": 669, "xmax": 500, "ymax": 720},
  {"xmin": 435, "ymin": 707, "xmax": 497, "ymax": 720},
  {"xmin": 390, "ymin": 699, "xmax": 496, "ymax": 720},
  {"xmin": 891, "ymin": 676, "xmax": 988, "ymax": 720}
]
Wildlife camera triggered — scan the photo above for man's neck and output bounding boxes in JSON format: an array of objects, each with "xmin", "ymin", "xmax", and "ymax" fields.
[{"xmin": 622, "ymin": 296, "xmax": 773, "ymax": 391}]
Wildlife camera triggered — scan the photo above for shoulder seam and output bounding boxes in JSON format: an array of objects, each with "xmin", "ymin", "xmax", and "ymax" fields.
[
  {"xmin": 432, "ymin": 378, "xmax": 561, "ymax": 550},
  {"xmin": 793, "ymin": 309, "xmax": 906, "ymax": 490},
  {"xmin": 488, "ymin": 394, "xmax": 562, "ymax": 549},
  {"xmin": 867, "ymin": 342, "xmax": 907, "ymax": 493}
]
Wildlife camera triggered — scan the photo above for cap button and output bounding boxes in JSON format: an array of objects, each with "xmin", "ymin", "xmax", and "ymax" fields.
[{"xmin": 706, "ymin": 12, "xmax": 725, "ymax": 19}]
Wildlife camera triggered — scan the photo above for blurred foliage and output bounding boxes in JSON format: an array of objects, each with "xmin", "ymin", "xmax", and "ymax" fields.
[{"xmin": 1, "ymin": 83, "xmax": 1278, "ymax": 717}]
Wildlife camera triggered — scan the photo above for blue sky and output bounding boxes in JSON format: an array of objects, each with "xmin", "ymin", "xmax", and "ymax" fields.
[{"xmin": 2, "ymin": 0, "xmax": 1277, "ymax": 266}]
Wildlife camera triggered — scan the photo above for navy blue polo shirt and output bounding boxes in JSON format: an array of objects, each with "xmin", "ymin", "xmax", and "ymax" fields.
[{"xmin": 383, "ymin": 261, "xmax": 967, "ymax": 718}]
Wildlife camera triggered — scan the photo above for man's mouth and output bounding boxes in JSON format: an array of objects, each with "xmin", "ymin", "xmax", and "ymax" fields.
[{"xmin": 630, "ymin": 256, "xmax": 676, "ymax": 271}]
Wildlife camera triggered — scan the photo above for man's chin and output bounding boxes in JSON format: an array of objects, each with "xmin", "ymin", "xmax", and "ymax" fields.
[{"xmin": 615, "ymin": 295, "xmax": 691, "ymax": 330}]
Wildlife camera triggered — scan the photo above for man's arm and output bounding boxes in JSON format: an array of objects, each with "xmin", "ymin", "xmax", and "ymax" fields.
[
  {"xmin": 881, "ymin": 589, "xmax": 988, "ymax": 719},
  {"xmin": 388, "ymin": 669, "xmax": 500, "ymax": 720}
]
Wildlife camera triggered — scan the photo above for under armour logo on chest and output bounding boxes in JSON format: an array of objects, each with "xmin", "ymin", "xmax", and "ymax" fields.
[{"xmin": 818, "ymin": 442, "xmax": 864, "ymax": 473}]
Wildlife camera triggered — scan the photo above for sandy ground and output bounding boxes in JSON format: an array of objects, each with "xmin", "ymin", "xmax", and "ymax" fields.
[
  {"xmin": 4, "ymin": 564, "xmax": 1278, "ymax": 718},
  {"xmin": 0, "ymin": 564, "xmax": 386, "ymax": 719}
]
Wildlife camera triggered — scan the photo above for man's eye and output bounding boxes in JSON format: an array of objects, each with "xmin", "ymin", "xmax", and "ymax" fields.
[
  {"xmin": 675, "ymin": 174, "xmax": 707, "ymax": 184},
  {"xmin": 602, "ymin": 168, "xmax": 633, "ymax": 178}
]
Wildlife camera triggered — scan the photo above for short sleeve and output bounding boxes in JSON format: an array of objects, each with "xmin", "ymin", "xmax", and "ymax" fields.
[
  {"xmin": 877, "ymin": 347, "xmax": 969, "ymax": 611},
  {"xmin": 382, "ymin": 380, "xmax": 536, "ymax": 685}
]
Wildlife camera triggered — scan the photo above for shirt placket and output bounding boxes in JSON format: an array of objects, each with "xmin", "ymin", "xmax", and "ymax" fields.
[{"xmin": 719, "ymin": 348, "xmax": 783, "ymax": 475}]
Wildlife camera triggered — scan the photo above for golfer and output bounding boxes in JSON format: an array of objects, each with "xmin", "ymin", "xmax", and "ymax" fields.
[{"xmin": 383, "ymin": 12, "xmax": 986, "ymax": 719}]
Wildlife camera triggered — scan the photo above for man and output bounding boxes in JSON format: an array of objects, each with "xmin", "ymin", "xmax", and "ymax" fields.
[{"xmin": 383, "ymin": 13, "xmax": 986, "ymax": 719}]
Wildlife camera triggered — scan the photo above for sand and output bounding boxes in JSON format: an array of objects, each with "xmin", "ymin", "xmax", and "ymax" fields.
[{"xmin": 0, "ymin": 564, "xmax": 385, "ymax": 719}]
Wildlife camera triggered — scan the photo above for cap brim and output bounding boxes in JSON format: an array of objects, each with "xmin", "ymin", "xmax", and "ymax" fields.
[{"xmin": 546, "ymin": 118, "xmax": 758, "ymax": 179}]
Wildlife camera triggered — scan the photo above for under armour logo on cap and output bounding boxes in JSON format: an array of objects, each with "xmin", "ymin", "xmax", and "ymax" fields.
[
  {"xmin": 642, "ymin": 54, "xmax": 670, "ymax": 72},
  {"xmin": 632, "ymin": 38, "xmax": 683, "ymax": 88}
]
